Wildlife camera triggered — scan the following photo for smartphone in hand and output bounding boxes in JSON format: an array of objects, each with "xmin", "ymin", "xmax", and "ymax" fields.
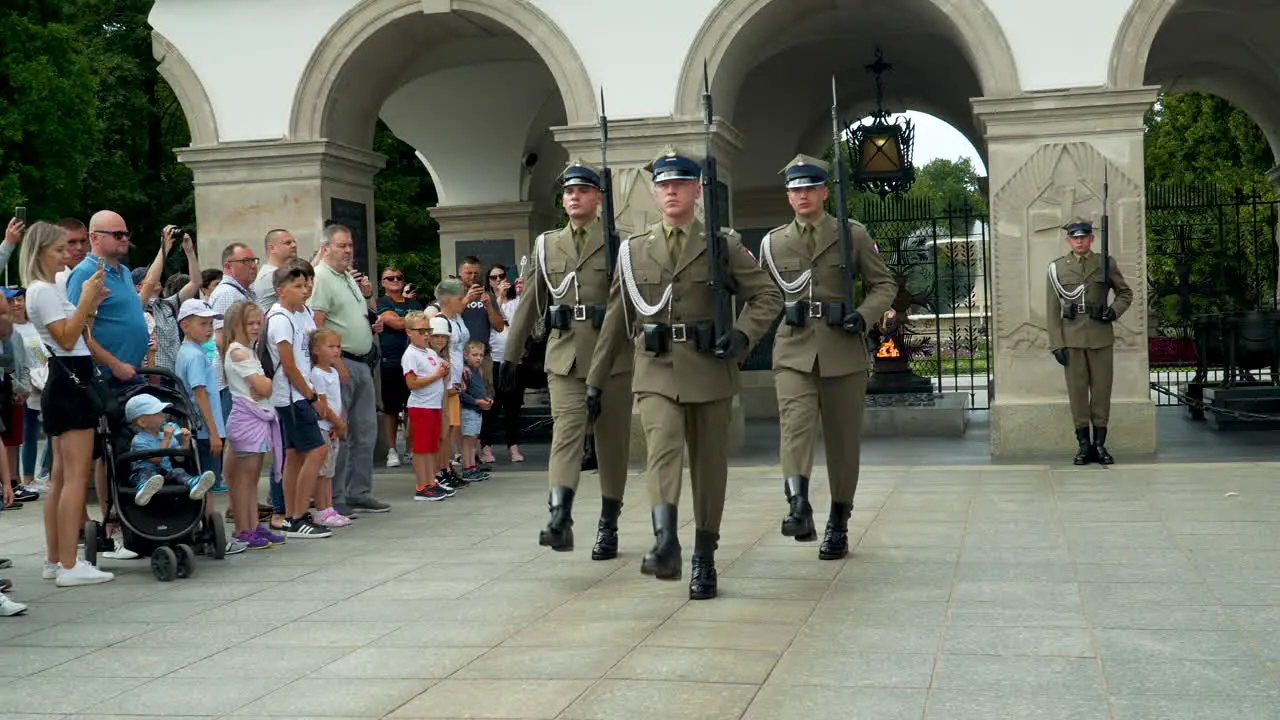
[{"xmin": 14, "ymin": 207, "xmax": 25, "ymax": 224}]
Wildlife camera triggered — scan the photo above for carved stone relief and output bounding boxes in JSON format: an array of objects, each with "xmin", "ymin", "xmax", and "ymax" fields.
[{"xmin": 990, "ymin": 142, "xmax": 1146, "ymax": 354}]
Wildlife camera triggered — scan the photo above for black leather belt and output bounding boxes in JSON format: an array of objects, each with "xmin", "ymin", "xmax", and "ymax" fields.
[
  {"xmin": 342, "ymin": 348, "xmax": 378, "ymax": 366},
  {"xmin": 784, "ymin": 300, "xmax": 850, "ymax": 327}
]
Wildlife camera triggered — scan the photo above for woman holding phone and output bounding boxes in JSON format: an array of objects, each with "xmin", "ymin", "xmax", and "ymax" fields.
[{"xmin": 20, "ymin": 222, "xmax": 112, "ymax": 586}]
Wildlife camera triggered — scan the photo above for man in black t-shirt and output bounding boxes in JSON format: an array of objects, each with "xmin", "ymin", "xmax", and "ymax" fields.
[
  {"xmin": 457, "ymin": 256, "xmax": 505, "ymax": 445},
  {"xmin": 376, "ymin": 266, "xmax": 424, "ymax": 467}
]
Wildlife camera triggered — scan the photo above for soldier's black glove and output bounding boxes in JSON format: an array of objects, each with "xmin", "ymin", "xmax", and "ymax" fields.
[
  {"xmin": 842, "ymin": 311, "xmax": 867, "ymax": 334},
  {"xmin": 585, "ymin": 385, "xmax": 603, "ymax": 423},
  {"xmin": 497, "ymin": 361, "xmax": 519, "ymax": 393},
  {"xmin": 1100, "ymin": 307, "xmax": 1117, "ymax": 323},
  {"xmin": 1052, "ymin": 348, "xmax": 1069, "ymax": 367},
  {"xmin": 713, "ymin": 329, "xmax": 749, "ymax": 360}
]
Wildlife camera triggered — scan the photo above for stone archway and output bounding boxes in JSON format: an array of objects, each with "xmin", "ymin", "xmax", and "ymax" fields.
[
  {"xmin": 289, "ymin": 0, "xmax": 597, "ymax": 143},
  {"xmin": 673, "ymin": 0, "xmax": 1022, "ymax": 120},
  {"xmin": 1109, "ymin": 0, "xmax": 1176, "ymax": 90},
  {"xmin": 152, "ymin": 31, "xmax": 219, "ymax": 148}
]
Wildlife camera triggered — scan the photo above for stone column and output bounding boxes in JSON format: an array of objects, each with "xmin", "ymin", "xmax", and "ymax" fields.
[
  {"xmin": 553, "ymin": 117, "xmax": 750, "ymax": 459},
  {"xmin": 431, "ymin": 202, "xmax": 557, "ymax": 280},
  {"xmin": 177, "ymin": 140, "xmax": 385, "ymax": 266},
  {"xmin": 973, "ymin": 87, "xmax": 1160, "ymax": 457},
  {"xmin": 1266, "ymin": 166, "xmax": 1280, "ymax": 306}
]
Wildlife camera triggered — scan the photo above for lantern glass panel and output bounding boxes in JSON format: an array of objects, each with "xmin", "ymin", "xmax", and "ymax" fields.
[{"xmin": 860, "ymin": 133, "xmax": 902, "ymax": 173}]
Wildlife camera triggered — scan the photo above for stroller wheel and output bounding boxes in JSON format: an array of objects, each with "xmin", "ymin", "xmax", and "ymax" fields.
[
  {"xmin": 83, "ymin": 521, "xmax": 101, "ymax": 567},
  {"xmin": 175, "ymin": 544, "xmax": 196, "ymax": 579},
  {"xmin": 151, "ymin": 546, "xmax": 177, "ymax": 581},
  {"xmin": 209, "ymin": 514, "xmax": 227, "ymax": 560}
]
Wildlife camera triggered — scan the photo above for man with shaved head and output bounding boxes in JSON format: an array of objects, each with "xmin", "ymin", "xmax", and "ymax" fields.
[
  {"xmin": 252, "ymin": 228, "xmax": 298, "ymax": 311},
  {"xmin": 66, "ymin": 211, "xmax": 149, "ymax": 383}
]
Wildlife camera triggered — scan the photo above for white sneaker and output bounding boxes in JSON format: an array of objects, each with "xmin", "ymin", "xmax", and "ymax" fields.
[
  {"xmin": 225, "ymin": 538, "xmax": 248, "ymax": 555},
  {"xmin": 102, "ymin": 531, "xmax": 139, "ymax": 561},
  {"xmin": 386, "ymin": 449, "xmax": 401, "ymax": 468},
  {"xmin": 0, "ymin": 593, "xmax": 26, "ymax": 616},
  {"xmin": 41, "ymin": 562, "xmax": 58, "ymax": 579},
  {"xmin": 187, "ymin": 471, "xmax": 215, "ymax": 500},
  {"xmin": 27, "ymin": 477, "xmax": 50, "ymax": 494},
  {"xmin": 55, "ymin": 559, "xmax": 114, "ymax": 587},
  {"xmin": 134, "ymin": 474, "xmax": 164, "ymax": 506}
]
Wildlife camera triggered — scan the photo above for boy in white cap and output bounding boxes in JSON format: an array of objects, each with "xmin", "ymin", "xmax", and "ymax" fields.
[
  {"xmin": 126, "ymin": 394, "xmax": 215, "ymax": 506},
  {"xmin": 176, "ymin": 299, "xmax": 227, "ymax": 491}
]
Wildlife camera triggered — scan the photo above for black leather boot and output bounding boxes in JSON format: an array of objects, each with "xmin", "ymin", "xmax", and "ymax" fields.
[
  {"xmin": 780, "ymin": 475, "xmax": 816, "ymax": 542},
  {"xmin": 640, "ymin": 504, "xmax": 681, "ymax": 580},
  {"xmin": 580, "ymin": 434, "xmax": 598, "ymax": 472},
  {"xmin": 1073, "ymin": 427, "xmax": 1095, "ymax": 465},
  {"xmin": 1093, "ymin": 426, "xmax": 1114, "ymax": 465},
  {"xmin": 689, "ymin": 530, "xmax": 719, "ymax": 600},
  {"xmin": 818, "ymin": 503, "xmax": 852, "ymax": 560},
  {"xmin": 538, "ymin": 486, "xmax": 574, "ymax": 551},
  {"xmin": 592, "ymin": 497, "xmax": 622, "ymax": 560}
]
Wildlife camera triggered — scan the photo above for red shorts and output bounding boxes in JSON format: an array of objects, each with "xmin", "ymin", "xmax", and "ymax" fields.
[{"xmin": 408, "ymin": 408, "xmax": 442, "ymax": 454}]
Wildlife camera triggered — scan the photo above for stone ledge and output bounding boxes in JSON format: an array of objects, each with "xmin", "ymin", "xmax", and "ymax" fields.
[
  {"xmin": 863, "ymin": 393, "xmax": 970, "ymax": 437},
  {"xmin": 991, "ymin": 399, "xmax": 1156, "ymax": 456}
]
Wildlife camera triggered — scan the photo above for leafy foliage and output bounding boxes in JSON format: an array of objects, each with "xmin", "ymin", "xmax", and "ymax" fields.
[
  {"xmin": 372, "ymin": 119, "xmax": 441, "ymax": 290},
  {"xmin": 1144, "ymin": 92, "xmax": 1274, "ymax": 189}
]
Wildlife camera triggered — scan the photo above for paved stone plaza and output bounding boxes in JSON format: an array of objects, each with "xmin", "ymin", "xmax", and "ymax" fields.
[{"xmin": 2, "ymin": 456, "xmax": 1280, "ymax": 719}]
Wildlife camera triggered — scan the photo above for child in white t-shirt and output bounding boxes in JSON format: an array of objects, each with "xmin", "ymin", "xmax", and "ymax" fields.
[
  {"xmin": 309, "ymin": 328, "xmax": 349, "ymax": 527},
  {"xmin": 402, "ymin": 312, "xmax": 452, "ymax": 501}
]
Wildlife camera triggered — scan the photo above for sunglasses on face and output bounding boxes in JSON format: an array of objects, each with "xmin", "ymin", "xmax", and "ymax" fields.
[
  {"xmin": 490, "ymin": 273, "xmax": 506, "ymax": 280},
  {"xmin": 383, "ymin": 275, "xmax": 403, "ymax": 282},
  {"xmin": 91, "ymin": 230, "xmax": 132, "ymax": 241},
  {"xmin": 407, "ymin": 327, "xmax": 429, "ymax": 334}
]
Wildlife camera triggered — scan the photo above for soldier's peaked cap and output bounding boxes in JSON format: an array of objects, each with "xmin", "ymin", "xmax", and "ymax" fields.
[
  {"xmin": 560, "ymin": 160, "xmax": 601, "ymax": 190},
  {"xmin": 1063, "ymin": 218, "xmax": 1093, "ymax": 237},
  {"xmin": 780, "ymin": 153, "xmax": 830, "ymax": 189},
  {"xmin": 645, "ymin": 146, "xmax": 701, "ymax": 183}
]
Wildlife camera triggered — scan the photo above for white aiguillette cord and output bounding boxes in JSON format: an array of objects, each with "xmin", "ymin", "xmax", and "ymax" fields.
[
  {"xmin": 759, "ymin": 231, "xmax": 811, "ymax": 295},
  {"xmin": 1048, "ymin": 261, "xmax": 1085, "ymax": 301},
  {"xmin": 619, "ymin": 239, "xmax": 672, "ymax": 318}
]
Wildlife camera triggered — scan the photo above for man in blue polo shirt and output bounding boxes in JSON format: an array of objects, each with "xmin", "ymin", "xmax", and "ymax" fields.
[{"xmin": 66, "ymin": 210, "xmax": 149, "ymax": 383}]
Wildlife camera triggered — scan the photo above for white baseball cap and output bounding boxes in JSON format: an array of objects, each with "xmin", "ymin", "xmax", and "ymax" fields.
[{"xmin": 177, "ymin": 298, "xmax": 223, "ymax": 322}]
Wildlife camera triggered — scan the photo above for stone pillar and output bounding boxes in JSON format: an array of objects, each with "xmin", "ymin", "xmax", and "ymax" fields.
[
  {"xmin": 1266, "ymin": 166, "xmax": 1280, "ymax": 306},
  {"xmin": 431, "ymin": 202, "xmax": 557, "ymax": 280},
  {"xmin": 177, "ymin": 140, "xmax": 385, "ymax": 267},
  {"xmin": 973, "ymin": 88, "xmax": 1160, "ymax": 457},
  {"xmin": 553, "ymin": 117, "xmax": 750, "ymax": 458}
]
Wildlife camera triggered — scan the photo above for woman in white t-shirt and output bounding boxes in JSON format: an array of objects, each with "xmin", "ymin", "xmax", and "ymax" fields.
[{"xmin": 19, "ymin": 222, "xmax": 111, "ymax": 587}]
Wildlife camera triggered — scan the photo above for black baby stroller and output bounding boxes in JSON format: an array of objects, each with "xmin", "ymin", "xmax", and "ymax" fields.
[{"xmin": 83, "ymin": 368, "xmax": 227, "ymax": 581}]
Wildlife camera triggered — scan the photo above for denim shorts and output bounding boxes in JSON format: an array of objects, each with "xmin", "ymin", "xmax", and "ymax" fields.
[
  {"xmin": 278, "ymin": 399, "xmax": 325, "ymax": 452},
  {"xmin": 460, "ymin": 407, "xmax": 483, "ymax": 437}
]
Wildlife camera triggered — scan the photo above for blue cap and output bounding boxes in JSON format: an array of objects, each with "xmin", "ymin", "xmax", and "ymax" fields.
[
  {"xmin": 2, "ymin": 287, "xmax": 23, "ymax": 300},
  {"xmin": 781, "ymin": 153, "xmax": 830, "ymax": 189},
  {"xmin": 646, "ymin": 146, "xmax": 701, "ymax": 183},
  {"xmin": 560, "ymin": 160, "xmax": 601, "ymax": 190},
  {"xmin": 1063, "ymin": 219, "xmax": 1093, "ymax": 237},
  {"xmin": 125, "ymin": 394, "xmax": 172, "ymax": 422}
]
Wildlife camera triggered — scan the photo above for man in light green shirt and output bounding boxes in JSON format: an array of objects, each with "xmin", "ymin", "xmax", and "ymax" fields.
[{"xmin": 310, "ymin": 224, "xmax": 389, "ymax": 516}]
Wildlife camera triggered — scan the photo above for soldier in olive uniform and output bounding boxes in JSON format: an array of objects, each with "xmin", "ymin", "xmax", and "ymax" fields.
[
  {"xmin": 501, "ymin": 161, "xmax": 633, "ymax": 559},
  {"xmin": 1046, "ymin": 219, "xmax": 1133, "ymax": 465},
  {"xmin": 586, "ymin": 148, "xmax": 782, "ymax": 600},
  {"xmin": 759, "ymin": 154, "xmax": 897, "ymax": 559}
]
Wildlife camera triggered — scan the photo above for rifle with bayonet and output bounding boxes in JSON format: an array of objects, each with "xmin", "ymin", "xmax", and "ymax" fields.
[
  {"xmin": 701, "ymin": 60, "xmax": 737, "ymax": 355},
  {"xmin": 830, "ymin": 75, "xmax": 858, "ymax": 320},
  {"xmin": 599, "ymin": 88, "xmax": 620, "ymax": 283},
  {"xmin": 1093, "ymin": 168, "xmax": 1111, "ymax": 322}
]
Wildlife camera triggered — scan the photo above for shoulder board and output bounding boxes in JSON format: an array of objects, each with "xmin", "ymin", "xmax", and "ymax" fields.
[
  {"xmin": 624, "ymin": 230, "xmax": 647, "ymax": 242},
  {"xmin": 768, "ymin": 224, "xmax": 789, "ymax": 235},
  {"xmin": 844, "ymin": 218, "xmax": 869, "ymax": 230}
]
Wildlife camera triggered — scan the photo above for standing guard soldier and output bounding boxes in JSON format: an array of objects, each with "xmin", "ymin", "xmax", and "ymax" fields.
[
  {"xmin": 1046, "ymin": 218, "xmax": 1133, "ymax": 465},
  {"xmin": 759, "ymin": 154, "xmax": 897, "ymax": 560},
  {"xmin": 586, "ymin": 147, "xmax": 782, "ymax": 600},
  {"xmin": 501, "ymin": 161, "xmax": 633, "ymax": 559}
]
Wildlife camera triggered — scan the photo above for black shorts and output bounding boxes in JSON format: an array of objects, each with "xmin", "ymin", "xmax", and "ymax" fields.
[
  {"xmin": 380, "ymin": 363, "xmax": 410, "ymax": 415},
  {"xmin": 277, "ymin": 399, "xmax": 325, "ymax": 452},
  {"xmin": 44, "ymin": 355, "xmax": 103, "ymax": 437}
]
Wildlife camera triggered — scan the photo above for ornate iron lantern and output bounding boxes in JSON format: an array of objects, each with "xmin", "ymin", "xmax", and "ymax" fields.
[{"xmin": 845, "ymin": 48, "xmax": 916, "ymax": 198}]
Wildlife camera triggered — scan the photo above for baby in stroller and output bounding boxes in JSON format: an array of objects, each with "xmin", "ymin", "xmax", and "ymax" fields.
[{"xmin": 125, "ymin": 394, "xmax": 215, "ymax": 506}]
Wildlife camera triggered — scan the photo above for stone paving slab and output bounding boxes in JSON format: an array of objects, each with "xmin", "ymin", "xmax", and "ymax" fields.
[{"xmin": 2, "ymin": 460, "xmax": 1280, "ymax": 718}]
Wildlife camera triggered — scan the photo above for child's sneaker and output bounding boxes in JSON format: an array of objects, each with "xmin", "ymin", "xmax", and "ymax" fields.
[
  {"xmin": 55, "ymin": 559, "xmax": 115, "ymax": 587},
  {"xmin": 284, "ymin": 516, "xmax": 332, "ymax": 539},
  {"xmin": 187, "ymin": 471, "xmax": 216, "ymax": 500},
  {"xmin": 235, "ymin": 529, "xmax": 270, "ymax": 550},
  {"xmin": 461, "ymin": 467, "xmax": 489, "ymax": 482},
  {"xmin": 313, "ymin": 508, "xmax": 352, "ymax": 527},
  {"xmin": 134, "ymin": 474, "xmax": 164, "ymax": 506},
  {"xmin": 255, "ymin": 524, "xmax": 286, "ymax": 546},
  {"xmin": 413, "ymin": 485, "xmax": 451, "ymax": 501},
  {"xmin": 386, "ymin": 448, "xmax": 401, "ymax": 468},
  {"xmin": 479, "ymin": 446, "xmax": 495, "ymax": 464},
  {"xmin": 41, "ymin": 562, "xmax": 58, "ymax": 580},
  {"xmin": 102, "ymin": 529, "xmax": 139, "ymax": 561},
  {"xmin": 0, "ymin": 592, "xmax": 27, "ymax": 616},
  {"xmin": 509, "ymin": 445, "xmax": 525, "ymax": 463}
]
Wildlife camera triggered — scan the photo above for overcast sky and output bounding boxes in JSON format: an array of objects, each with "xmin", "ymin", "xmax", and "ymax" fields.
[{"xmin": 883, "ymin": 110, "xmax": 987, "ymax": 176}]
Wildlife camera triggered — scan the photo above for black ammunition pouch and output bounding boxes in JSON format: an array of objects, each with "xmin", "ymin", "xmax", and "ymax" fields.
[
  {"xmin": 1085, "ymin": 302, "xmax": 1105, "ymax": 321},
  {"xmin": 1061, "ymin": 301, "xmax": 1078, "ymax": 320},
  {"xmin": 783, "ymin": 300, "xmax": 850, "ymax": 328},
  {"xmin": 586, "ymin": 304, "xmax": 606, "ymax": 329},
  {"xmin": 548, "ymin": 303, "xmax": 606, "ymax": 331},
  {"xmin": 641, "ymin": 320, "xmax": 716, "ymax": 355},
  {"xmin": 642, "ymin": 323, "xmax": 669, "ymax": 355},
  {"xmin": 824, "ymin": 301, "xmax": 850, "ymax": 327},
  {"xmin": 783, "ymin": 301, "xmax": 808, "ymax": 327},
  {"xmin": 546, "ymin": 305, "xmax": 573, "ymax": 330}
]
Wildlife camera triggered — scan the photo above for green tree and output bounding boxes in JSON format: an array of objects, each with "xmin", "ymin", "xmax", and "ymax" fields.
[
  {"xmin": 0, "ymin": 4, "xmax": 101, "ymax": 221},
  {"xmin": 372, "ymin": 120, "xmax": 441, "ymax": 289},
  {"xmin": 1144, "ymin": 92, "xmax": 1273, "ymax": 188}
]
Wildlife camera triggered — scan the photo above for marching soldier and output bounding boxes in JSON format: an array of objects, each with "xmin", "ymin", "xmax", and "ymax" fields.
[
  {"xmin": 586, "ymin": 147, "xmax": 782, "ymax": 600},
  {"xmin": 501, "ymin": 161, "xmax": 633, "ymax": 559},
  {"xmin": 1046, "ymin": 218, "xmax": 1133, "ymax": 465},
  {"xmin": 759, "ymin": 154, "xmax": 897, "ymax": 560}
]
